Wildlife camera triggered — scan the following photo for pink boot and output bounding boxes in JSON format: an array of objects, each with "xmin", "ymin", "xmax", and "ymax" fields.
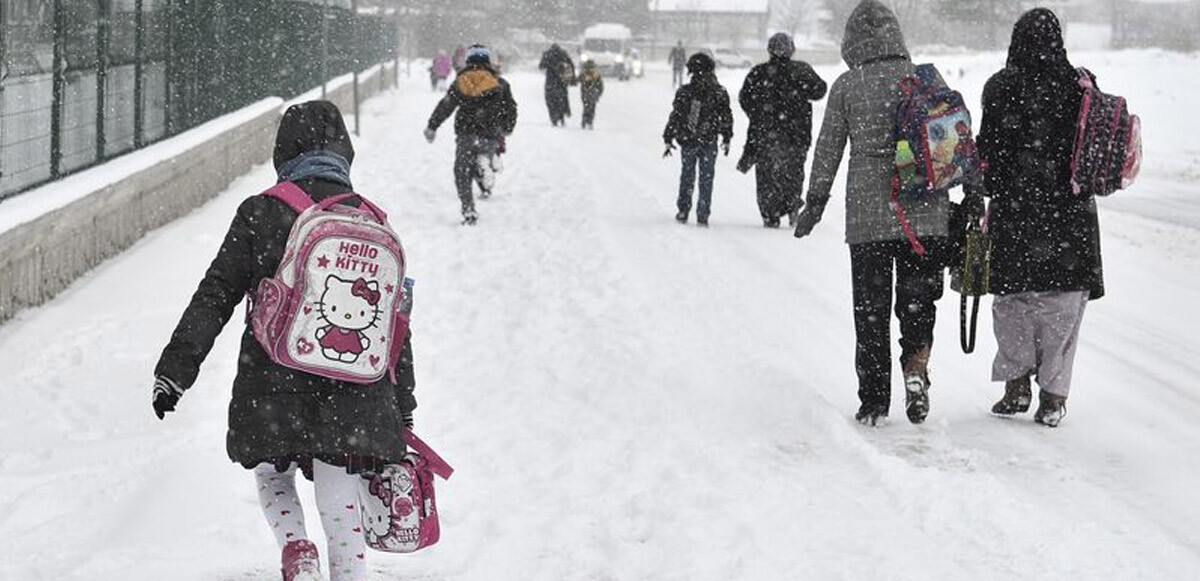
[{"xmin": 281, "ymin": 539, "xmax": 322, "ymax": 581}]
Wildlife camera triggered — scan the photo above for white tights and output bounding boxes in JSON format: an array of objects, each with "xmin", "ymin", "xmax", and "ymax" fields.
[{"xmin": 254, "ymin": 460, "xmax": 368, "ymax": 581}]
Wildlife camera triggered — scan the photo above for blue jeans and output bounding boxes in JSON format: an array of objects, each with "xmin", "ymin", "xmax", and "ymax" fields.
[{"xmin": 677, "ymin": 143, "xmax": 718, "ymax": 220}]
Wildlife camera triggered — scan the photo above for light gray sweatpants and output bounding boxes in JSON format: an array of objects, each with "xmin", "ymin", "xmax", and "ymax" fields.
[{"xmin": 992, "ymin": 290, "xmax": 1089, "ymax": 399}]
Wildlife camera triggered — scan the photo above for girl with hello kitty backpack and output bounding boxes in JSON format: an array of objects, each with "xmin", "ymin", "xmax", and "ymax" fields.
[{"xmin": 152, "ymin": 101, "xmax": 426, "ymax": 581}]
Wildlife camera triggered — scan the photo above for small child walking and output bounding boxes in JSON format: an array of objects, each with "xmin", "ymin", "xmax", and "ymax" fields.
[
  {"xmin": 152, "ymin": 101, "xmax": 416, "ymax": 581},
  {"xmin": 663, "ymin": 52, "xmax": 733, "ymax": 227},
  {"xmin": 578, "ymin": 59, "xmax": 604, "ymax": 130}
]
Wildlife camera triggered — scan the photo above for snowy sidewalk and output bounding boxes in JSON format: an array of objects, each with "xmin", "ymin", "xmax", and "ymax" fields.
[{"xmin": 1, "ymin": 53, "xmax": 1199, "ymax": 580}]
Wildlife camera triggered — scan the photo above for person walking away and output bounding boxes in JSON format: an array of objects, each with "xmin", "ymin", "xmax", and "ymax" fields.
[
  {"xmin": 739, "ymin": 32, "xmax": 827, "ymax": 228},
  {"xmin": 977, "ymin": 8, "xmax": 1106, "ymax": 427},
  {"xmin": 425, "ymin": 45, "xmax": 518, "ymax": 225},
  {"xmin": 668, "ymin": 40, "xmax": 687, "ymax": 88},
  {"xmin": 663, "ymin": 52, "xmax": 734, "ymax": 227},
  {"xmin": 539, "ymin": 44, "xmax": 576, "ymax": 126},
  {"xmin": 431, "ymin": 50, "xmax": 453, "ymax": 91},
  {"xmin": 793, "ymin": 0, "xmax": 952, "ymax": 426},
  {"xmin": 579, "ymin": 59, "xmax": 605, "ymax": 130},
  {"xmin": 452, "ymin": 44, "xmax": 467, "ymax": 72},
  {"xmin": 151, "ymin": 101, "xmax": 417, "ymax": 581}
]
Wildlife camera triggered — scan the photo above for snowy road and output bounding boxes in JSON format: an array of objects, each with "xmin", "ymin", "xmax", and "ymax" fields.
[{"xmin": 1, "ymin": 51, "xmax": 1199, "ymax": 580}]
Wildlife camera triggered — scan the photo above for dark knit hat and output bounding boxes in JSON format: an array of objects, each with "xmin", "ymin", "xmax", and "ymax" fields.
[
  {"xmin": 686, "ymin": 52, "xmax": 715, "ymax": 74},
  {"xmin": 768, "ymin": 32, "xmax": 795, "ymax": 59}
]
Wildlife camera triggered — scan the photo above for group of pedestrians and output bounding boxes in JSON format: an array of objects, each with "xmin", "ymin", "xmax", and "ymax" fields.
[
  {"xmin": 666, "ymin": 1, "xmax": 1118, "ymax": 430},
  {"xmin": 145, "ymin": 3, "xmax": 1125, "ymax": 578}
]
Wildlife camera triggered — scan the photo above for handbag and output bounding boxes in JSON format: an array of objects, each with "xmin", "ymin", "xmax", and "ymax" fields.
[
  {"xmin": 949, "ymin": 202, "xmax": 991, "ymax": 354},
  {"xmin": 358, "ymin": 430, "xmax": 454, "ymax": 553}
]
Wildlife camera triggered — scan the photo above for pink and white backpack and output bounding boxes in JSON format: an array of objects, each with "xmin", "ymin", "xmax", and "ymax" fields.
[
  {"xmin": 250, "ymin": 182, "xmax": 409, "ymax": 384},
  {"xmin": 359, "ymin": 430, "xmax": 454, "ymax": 553},
  {"xmin": 1070, "ymin": 67, "xmax": 1142, "ymax": 196}
]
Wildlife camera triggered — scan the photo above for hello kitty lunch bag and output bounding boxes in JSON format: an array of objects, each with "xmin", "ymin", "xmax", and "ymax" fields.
[
  {"xmin": 250, "ymin": 182, "xmax": 409, "ymax": 384},
  {"xmin": 359, "ymin": 430, "xmax": 454, "ymax": 553}
]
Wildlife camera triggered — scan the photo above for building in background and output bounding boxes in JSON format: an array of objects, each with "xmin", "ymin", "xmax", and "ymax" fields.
[{"xmin": 649, "ymin": 0, "xmax": 770, "ymax": 58}]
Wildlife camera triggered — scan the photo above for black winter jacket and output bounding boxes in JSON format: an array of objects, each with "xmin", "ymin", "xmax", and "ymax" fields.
[
  {"xmin": 428, "ymin": 64, "xmax": 518, "ymax": 138},
  {"xmin": 663, "ymin": 74, "xmax": 734, "ymax": 147},
  {"xmin": 977, "ymin": 9, "xmax": 1104, "ymax": 300},
  {"xmin": 156, "ymin": 102, "xmax": 416, "ymax": 469},
  {"xmin": 739, "ymin": 57, "xmax": 827, "ymax": 152}
]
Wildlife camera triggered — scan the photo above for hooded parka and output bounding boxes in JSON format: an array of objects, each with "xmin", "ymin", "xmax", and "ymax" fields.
[
  {"xmin": 806, "ymin": 0, "xmax": 951, "ymax": 245},
  {"xmin": 978, "ymin": 9, "xmax": 1105, "ymax": 300},
  {"xmin": 155, "ymin": 101, "xmax": 416, "ymax": 471}
]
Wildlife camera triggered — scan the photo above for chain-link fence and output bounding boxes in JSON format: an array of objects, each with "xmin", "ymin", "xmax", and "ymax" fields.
[{"xmin": 0, "ymin": 0, "xmax": 398, "ymax": 201}]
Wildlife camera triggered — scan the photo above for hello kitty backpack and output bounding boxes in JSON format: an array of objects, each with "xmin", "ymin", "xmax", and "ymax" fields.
[
  {"xmin": 250, "ymin": 182, "xmax": 409, "ymax": 384},
  {"xmin": 359, "ymin": 430, "xmax": 454, "ymax": 553}
]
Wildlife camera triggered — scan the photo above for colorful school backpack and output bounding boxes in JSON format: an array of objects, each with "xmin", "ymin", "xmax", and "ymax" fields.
[
  {"xmin": 1070, "ymin": 68, "xmax": 1141, "ymax": 196},
  {"xmin": 892, "ymin": 64, "xmax": 982, "ymax": 255},
  {"xmin": 359, "ymin": 431, "xmax": 454, "ymax": 553},
  {"xmin": 250, "ymin": 182, "xmax": 410, "ymax": 384}
]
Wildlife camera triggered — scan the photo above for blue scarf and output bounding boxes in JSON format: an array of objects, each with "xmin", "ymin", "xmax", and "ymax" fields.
[{"xmin": 277, "ymin": 150, "xmax": 352, "ymax": 188}]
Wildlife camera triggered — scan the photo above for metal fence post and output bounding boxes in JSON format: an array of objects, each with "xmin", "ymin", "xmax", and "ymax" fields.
[
  {"xmin": 97, "ymin": 0, "xmax": 110, "ymax": 161},
  {"xmin": 50, "ymin": 0, "xmax": 66, "ymax": 178},
  {"xmin": 352, "ymin": 0, "xmax": 360, "ymax": 135},
  {"xmin": 134, "ymin": 0, "xmax": 145, "ymax": 148},
  {"xmin": 321, "ymin": 0, "xmax": 329, "ymax": 99},
  {"xmin": 0, "ymin": 0, "xmax": 6, "ymax": 183},
  {"xmin": 164, "ymin": 0, "xmax": 174, "ymax": 135}
]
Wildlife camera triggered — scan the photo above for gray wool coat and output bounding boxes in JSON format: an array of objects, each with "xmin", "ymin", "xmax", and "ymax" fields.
[{"xmin": 806, "ymin": 0, "xmax": 952, "ymax": 245}]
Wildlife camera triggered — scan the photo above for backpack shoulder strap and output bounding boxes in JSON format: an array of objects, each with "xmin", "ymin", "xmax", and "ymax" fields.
[
  {"xmin": 262, "ymin": 181, "xmax": 314, "ymax": 214},
  {"xmin": 403, "ymin": 430, "xmax": 454, "ymax": 480}
]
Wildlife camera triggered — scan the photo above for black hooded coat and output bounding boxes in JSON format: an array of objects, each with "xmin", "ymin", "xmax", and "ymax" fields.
[
  {"xmin": 539, "ymin": 45, "xmax": 575, "ymax": 121},
  {"xmin": 978, "ymin": 9, "xmax": 1105, "ymax": 300},
  {"xmin": 155, "ymin": 101, "xmax": 416, "ymax": 470},
  {"xmin": 738, "ymin": 56, "xmax": 827, "ymax": 158}
]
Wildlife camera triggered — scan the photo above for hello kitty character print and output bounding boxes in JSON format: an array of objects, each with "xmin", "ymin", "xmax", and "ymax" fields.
[
  {"xmin": 250, "ymin": 183, "xmax": 409, "ymax": 384},
  {"xmin": 315, "ymin": 275, "xmax": 382, "ymax": 363},
  {"xmin": 357, "ymin": 431, "xmax": 454, "ymax": 554}
]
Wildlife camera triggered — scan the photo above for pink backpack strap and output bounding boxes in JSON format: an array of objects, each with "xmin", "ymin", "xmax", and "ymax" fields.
[
  {"xmin": 889, "ymin": 174, "xmax": 927, "ymax": 257},
  {"xmin": 263, "ymin": 181, "xmax": 315, "ymax": 213},
  {"xmin": 403, "ymin": 430, "xmax": 454, "ymax": 480}
]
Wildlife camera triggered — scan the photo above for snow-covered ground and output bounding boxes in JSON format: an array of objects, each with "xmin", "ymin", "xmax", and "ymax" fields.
[{"xmin": 1, "ymin": 50, "xmax": 1198, "ymax": 580}]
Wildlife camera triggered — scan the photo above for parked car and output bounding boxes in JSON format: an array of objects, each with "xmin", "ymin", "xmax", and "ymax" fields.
[{"xmin": 712, "ymin": 48, "xmax": 755, "ymax": 68}]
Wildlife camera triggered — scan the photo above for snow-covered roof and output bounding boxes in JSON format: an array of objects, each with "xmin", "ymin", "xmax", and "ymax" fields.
[
  {"xmin": 649, "ymin": 0, "xmax": 770, "ymax": 14},
  {"xmin": 584, "ymin": 23, "xmax": 633, "ymax": 39}
]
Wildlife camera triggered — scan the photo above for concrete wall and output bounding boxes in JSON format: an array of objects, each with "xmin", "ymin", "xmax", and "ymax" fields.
[{"xmin": 0, "ymin": 62, "xmax": 399, "ymax": 325}]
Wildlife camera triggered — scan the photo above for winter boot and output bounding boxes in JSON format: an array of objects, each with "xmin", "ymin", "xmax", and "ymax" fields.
[
  {"xmin": 697, "ymin": 215, "xmax": 709, "ymax": 227},
  {"xmin": 675, "ymin": 210, "xmax": 689, "ymax": 224},
  {"xmin": 902, "ymin": 347, "xmax": 931, "ymax": 424},
  {"xmin": 992, "ymin": 375, "xmax": 1033, "ymax": 415},
  {"xmin": 1034, "ymin": 392, "xmax": 1067, "ymax": 427},
  {"xmin": 855, "ymin": 402, "xmax": 888, "ymax": 427},
  {"xmin": 281, "ymin": 540, "xmax": 321, "ymax": 581},
  {"xmin": 763, "ymin": 216, "xmax": 781, "ymax": 228},
  {"xmin": 904, "ymin": 374, "xmax": 930, "ymax": 424},
  {"xmin": 787, "ymin": 209, "xmax": 800, "ymax": 226},
  {"xmin": 462, "ymin": 208, "xmax": 479, "ymax": 226}
]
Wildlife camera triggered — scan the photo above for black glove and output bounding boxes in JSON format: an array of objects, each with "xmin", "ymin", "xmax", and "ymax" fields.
[
  {"xmin": 962, "ymin": 191, "xmax": 986, "ymax": 224},
  {"xmin": 401, "ymin": 410, "xmax": 414, "ymax": 430},
  {"xmin": 793, "ymin": 198, "xmax": 828, "ymax": 239},
  {"xmin": 663, "ymin": 142, "xmax": 676, "ymax": 158},
  {"xmin": 721, "ymin": 139, "xmax": 731, "ymax": 157},
  {"xmin": 152, "ymin": 376, "xmax": 184, "ymax": 420}
]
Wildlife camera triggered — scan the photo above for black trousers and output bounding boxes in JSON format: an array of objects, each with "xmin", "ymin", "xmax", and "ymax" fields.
[
  {"xmin": 582, "ymin": 99, "xmax": 598, "ymax": 127},
  {"xmin": 754, "ymin": 144, "xmax": 807, "ymax": 220},
  {"xmin": 849, "ymin": 238, "xmax": 946, "ymax": 408},
  {"xmin": 454, "ymin": 135, "xmax": 498, "ymax": 212}
]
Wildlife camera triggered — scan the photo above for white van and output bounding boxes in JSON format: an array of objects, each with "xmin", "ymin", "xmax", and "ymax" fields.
[{"xmin": 580, "ymin": 23, "xmax": 634, "ymax": 80}]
